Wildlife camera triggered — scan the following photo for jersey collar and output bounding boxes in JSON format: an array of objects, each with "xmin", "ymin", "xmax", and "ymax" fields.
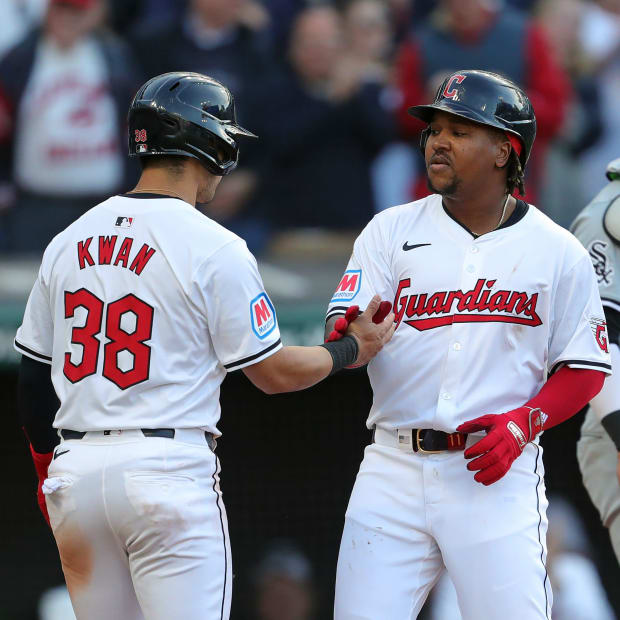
[
  {"xmin": 441, "ymin": 199, "xmax": 529, "ymax": 239},
  {"xmin": 120, "ymin": 192, "xmax": 185, "ymax": 200}
]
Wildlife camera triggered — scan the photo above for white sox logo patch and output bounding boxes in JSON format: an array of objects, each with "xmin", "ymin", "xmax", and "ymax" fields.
[
  {"xmin": 589, "ymin": 240, "xmax": 613, "ymax": 286},
  {"xmin": 394, "ymin": 278, "xmax": 542, "ymax": 331}
]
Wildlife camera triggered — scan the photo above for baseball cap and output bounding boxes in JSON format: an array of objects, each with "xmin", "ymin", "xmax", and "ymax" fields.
[{"xmin": 50, "ymin": 0, "xmax": 96, "ymax": 9}]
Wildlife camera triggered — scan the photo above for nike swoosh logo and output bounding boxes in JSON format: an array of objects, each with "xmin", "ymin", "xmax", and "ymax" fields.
[
  {"xmin": 402, "ymin": 242, "xmax": 431, "ymax": 251},
  {"xmin": 53, "ymin": 449, "xmax": 70, "ymax": 460}
]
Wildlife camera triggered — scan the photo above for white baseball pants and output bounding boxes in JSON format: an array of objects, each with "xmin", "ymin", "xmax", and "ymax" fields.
[
  {"xmin": 334, "ymin": 435, "xmax": 552, "ymax": 620},
  {"xmin": 44, "ymin": 429, "xmax": 232, "ymax": 620}
]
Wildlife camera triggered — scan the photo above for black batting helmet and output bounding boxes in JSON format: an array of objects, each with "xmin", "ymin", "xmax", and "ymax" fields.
[
  {"xmin": 128, "ymin": 72, "xmax": 257, "ymax": 176},
  {"xmin": 408, "ymin": 70, "xmax": 536, "ymax": 168}
]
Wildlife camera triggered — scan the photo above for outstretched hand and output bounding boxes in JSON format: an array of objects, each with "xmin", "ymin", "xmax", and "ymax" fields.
[
  {"xmin": 325, "ymin": 300, "xmax": 392, "ymax": 343},
  {"xmin": 345, "ymin": 295, "xmax": 395, "ymax": 367}
]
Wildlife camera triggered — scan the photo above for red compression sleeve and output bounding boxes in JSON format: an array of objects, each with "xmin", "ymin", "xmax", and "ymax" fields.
[{"xmin": 525, "ymin": 366, "xmax": 605, "ymax": 431}]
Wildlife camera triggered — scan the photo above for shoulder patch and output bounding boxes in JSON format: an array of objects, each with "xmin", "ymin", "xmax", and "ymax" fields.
[
  {"xmin": 331, "ymin": 270, "xmax": 362, "ymax": 303},
  {"xmin": 589, "ymin": 240, "xmax": 613, "ymax": 286},
  {"xmin": 589, "ymin": 316, "xmax": 609, "ymax": 353},
  {"xmin": 250, "ymin": 293, "xmax": 277, "ymax": 340}
]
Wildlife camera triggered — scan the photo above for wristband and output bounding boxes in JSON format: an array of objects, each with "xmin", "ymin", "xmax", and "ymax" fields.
[
  {"xmin": 320, "ymin": 335, "xmax": 359, "ymax": 375},
  {"xmin": 601, "ymin": 410, "xmax": 620, "ymax": 452}
]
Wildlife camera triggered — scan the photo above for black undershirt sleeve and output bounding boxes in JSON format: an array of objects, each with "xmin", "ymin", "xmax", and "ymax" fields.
[
  {"xmin": 17, "ymin": 355, "xmax": 60, "ymax": 454},
  {"xmin": 601, "ymin": 411, "xmax": 620, "ymax": 452},
  {"xmin": 601, "ymin": 307, "xmax": 620, "ymax": 450}
]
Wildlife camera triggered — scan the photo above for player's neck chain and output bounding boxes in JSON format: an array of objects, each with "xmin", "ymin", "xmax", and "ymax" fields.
[{"xmin": 471, "ymin": 194, "xmax": 510, "ymax": 236}]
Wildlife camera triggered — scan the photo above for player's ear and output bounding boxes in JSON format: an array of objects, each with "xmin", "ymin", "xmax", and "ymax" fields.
[{"xmin": 494, "ymin": 137, "xmax": 511, "ymax": 169}]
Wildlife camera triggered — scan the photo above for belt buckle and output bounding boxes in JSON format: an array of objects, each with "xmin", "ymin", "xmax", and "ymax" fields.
[{"xmin": 415, "ymin": 429, "xmax": 443, "ymax": 454}]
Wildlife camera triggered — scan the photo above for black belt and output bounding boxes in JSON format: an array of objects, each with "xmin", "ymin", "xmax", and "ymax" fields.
[
  {"xmin": 60, "ymin": 428, "xmax": 216, "ymax": 450},
  {"xmin": 373, "ymin": 428, "xmax": 467, "ymax": 453}
]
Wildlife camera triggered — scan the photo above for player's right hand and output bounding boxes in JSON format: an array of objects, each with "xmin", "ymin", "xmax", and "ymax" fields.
[
  {"xmin": 325, "ymin": 301, "xmax": 392, "ymax": 343},
  {"xmin": 346, "ymin": 295, "xmax": 395, "ymax": 367}
]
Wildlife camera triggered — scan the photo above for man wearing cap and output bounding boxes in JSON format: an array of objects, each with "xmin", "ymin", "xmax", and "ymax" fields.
[
  {"xmin": 0, "ymin": 0, "xmax": 141, "ymax": 253},
  {"xmin": 325, "ymin": 69, "xmax": 609, "ymax": 619}
]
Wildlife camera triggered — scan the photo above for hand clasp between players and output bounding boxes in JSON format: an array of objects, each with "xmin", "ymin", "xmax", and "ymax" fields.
[{"xmin": 342, "ymin": 295, "xmax": 395, "ymax": 367}]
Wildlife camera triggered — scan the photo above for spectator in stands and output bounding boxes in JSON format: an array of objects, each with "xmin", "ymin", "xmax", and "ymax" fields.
[
  {"xmin": 395, "ymin": 0, "xmax": 571, "ymax": 204},
  {"xmin": 105, "ymin": 0, "xmax": 184, "ymax": 37},
  {"xmin": 261, "ymin": 0, "xmax": 304, "ymax": 54},
  {"xmin": 341, "ymin": 0, "xmax": 415, "ymax": 213},
  {"xmin": 578, "ymin": 0, "xmax": 620, "ymax": 201},
  {"xmin": 131, "ymin": 0, "xmax": 274, "ymax": 252},
  {"xmin": 0, "ymin": 0, "xmax": 46, "ymax": 59},
  {"xmin": 254, "ymin": 4, "xmax": 395, "ymax": 234},
  {"xmin": 537, "ymin": 0, "xmax": 603, "ymax": 228},
  {"xmin": 0, "ymin": 0, "xmax": 141, "ymax": 254},
  {"xmin": 251, "ymin": 540, "xmax": 315, "ymax": 620}
]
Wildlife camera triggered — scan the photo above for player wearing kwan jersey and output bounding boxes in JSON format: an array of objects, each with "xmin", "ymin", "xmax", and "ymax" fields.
[
  {"xmin": 325, "ymin": 70, "xmax": 610, "ymax": 619},
  {"xmin": 14, "ymin": 72, "xmax": 395, "ymax": 620}
]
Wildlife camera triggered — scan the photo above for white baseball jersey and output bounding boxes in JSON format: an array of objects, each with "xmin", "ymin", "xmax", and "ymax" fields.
[
  {"xmin": 15, "ymin": 193, "xmax": 282, "ymax": 435},
  {"xmin": 326, "ymin": 194, "xmax": 611, "ymax": 432}
]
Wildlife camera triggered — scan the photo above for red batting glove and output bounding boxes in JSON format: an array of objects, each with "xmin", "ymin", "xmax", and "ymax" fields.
[
  {"xmin": 456, "ymin": 407, "xmax": 545, "ymax": 485},
  {"xmin": 371, "ymin": 301, "xmax": 392, "ymax": 324},
  {"xmin": 29, "ymin": 444, "xmax": 53, "ymax": 527},
  {"xmin": 326, "ymin": 306, "xmax": 360, "ymax": 342}
]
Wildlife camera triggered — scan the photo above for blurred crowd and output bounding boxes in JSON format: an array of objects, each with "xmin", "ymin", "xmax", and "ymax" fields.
[{"xmin": 0, "ymin": 0, "xmax": 619, "ymax": 257}]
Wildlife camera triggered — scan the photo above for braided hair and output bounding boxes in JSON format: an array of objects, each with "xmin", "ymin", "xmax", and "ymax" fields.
[{"xmin": 505, "ymin": 150, "xmax": 525, "ymax": 197}]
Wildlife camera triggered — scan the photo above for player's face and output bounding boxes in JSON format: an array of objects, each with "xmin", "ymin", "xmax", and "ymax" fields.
[{"xmin": 425, "ymin": 111, "xmax": 506, "ymax": 197}]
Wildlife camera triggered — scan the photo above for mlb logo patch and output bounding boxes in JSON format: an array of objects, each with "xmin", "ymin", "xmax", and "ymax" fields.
[
  {"xmin": 251, "ymin": 293, "xmax": 277, "ymax": 340},
  {"xmin": 137, "ymin": 144, "xmax": 148, "ymax": 153},
  {"xmin": 331, "ymin": 270, "xmax": 362, "ymax": 303},
  {"xmin": 115, "ymin": 216, "xmax": 133, "ymax": 228}
]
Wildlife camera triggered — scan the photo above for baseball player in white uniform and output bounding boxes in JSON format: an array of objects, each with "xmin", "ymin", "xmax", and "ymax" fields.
[
  {"xmin": 15, "ymin": 72, "xmax": 395, "ymax": 620},
  {"xmin": 572, "ymin": 157, "xmax": 620, "ymax": 564},
  {"xmin": 325, "ymin": 70, "xmax": 610, "ymax": 619}
]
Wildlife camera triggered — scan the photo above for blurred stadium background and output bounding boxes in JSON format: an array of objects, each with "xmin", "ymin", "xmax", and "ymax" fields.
[{"xmin": 1, "ymin": 0, "xmax": 620, "ymax": 618}]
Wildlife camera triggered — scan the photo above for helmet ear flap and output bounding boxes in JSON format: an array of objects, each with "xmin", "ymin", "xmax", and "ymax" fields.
[{"xmin": 420, "ymin": 127, "xmax": 430, "ymax": 156}]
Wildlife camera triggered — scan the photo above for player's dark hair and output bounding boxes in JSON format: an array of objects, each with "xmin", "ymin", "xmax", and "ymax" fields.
[
  {"xmin": 505, "ymin": 150, "xmax": 525, "ymax": 197},
  {"xmin": 139, "ymin": 155, "xmax": 189, "ymax": 177}
]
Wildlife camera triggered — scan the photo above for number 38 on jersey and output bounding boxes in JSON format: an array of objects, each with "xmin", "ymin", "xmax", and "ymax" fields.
[{"xmin": 64, "ymin": 288, "xmax": 154, "ymax": 390}]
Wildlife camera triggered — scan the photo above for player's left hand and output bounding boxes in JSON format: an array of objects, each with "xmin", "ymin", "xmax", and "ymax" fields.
[
  {"xmin": 29, "ymin": 444, "xmax": 53, "ymax": 527},
  {"xmin": 457, "ymin": 407, "xmax": 544, "ymax": 485}
]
